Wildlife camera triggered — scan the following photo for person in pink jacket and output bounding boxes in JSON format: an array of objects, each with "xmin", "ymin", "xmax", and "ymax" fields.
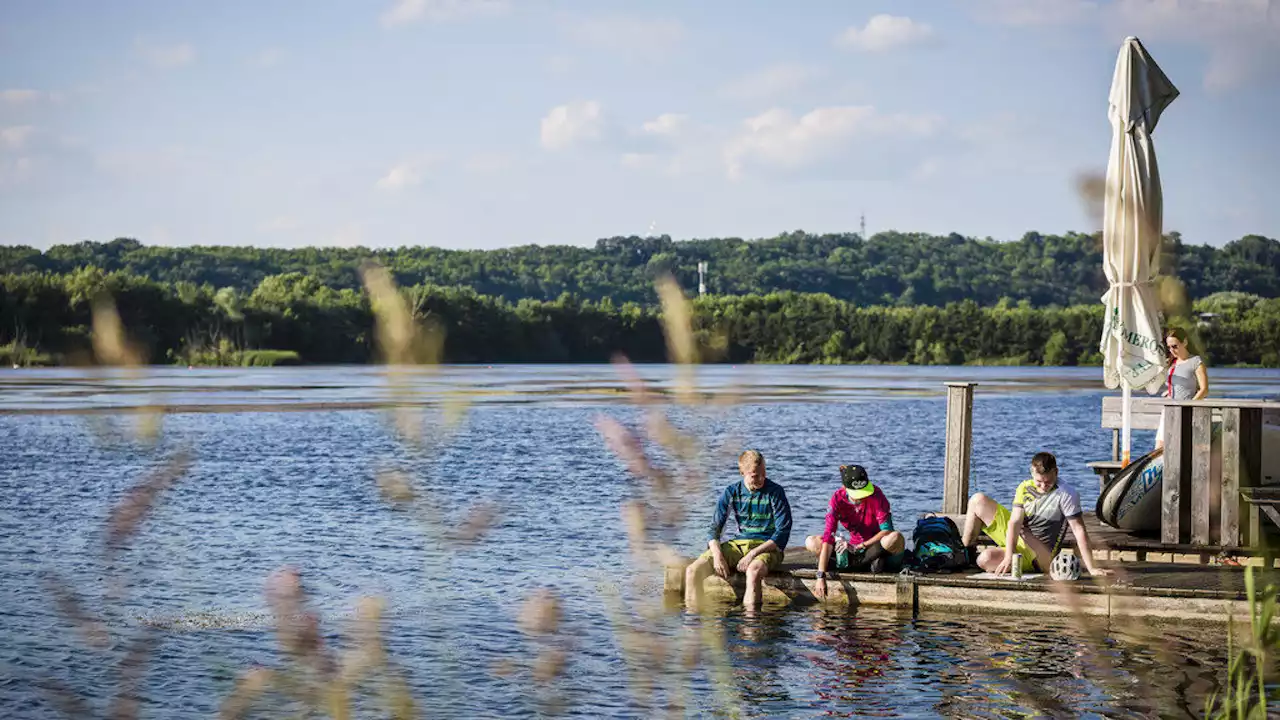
[{"xmin": 804, "ymin": 464, "xmax": 906, "ymax": 600}]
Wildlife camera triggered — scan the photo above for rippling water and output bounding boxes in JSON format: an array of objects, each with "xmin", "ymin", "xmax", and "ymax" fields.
[{"xmin": 1, "ymin": 364, "xmax": 1277, "ymax": 718}]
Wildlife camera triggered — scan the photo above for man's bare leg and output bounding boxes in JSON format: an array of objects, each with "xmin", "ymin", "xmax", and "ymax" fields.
[
  {"xmin": 962, "ymin": 492, "xmax": 998, "ymax": 547},
  {"xmin": 743, "ymin": 558, "xmax": 769, "ymax": 608},
  {"xmin": 684, "ymin": 555, "xmax": 713, "ymax": 610}
]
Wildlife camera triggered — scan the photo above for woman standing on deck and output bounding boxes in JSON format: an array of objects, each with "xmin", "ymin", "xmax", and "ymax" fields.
[{"xmin": 1155, "ymin": 327, "xmax": 1209, "ymax": 449}]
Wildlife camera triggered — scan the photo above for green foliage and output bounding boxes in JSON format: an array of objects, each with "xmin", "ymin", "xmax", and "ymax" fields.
[
  {"xmin": 0, "ymin": 341, "xmax": 53, "ymax": 367},
  {"xmin": 1, "ymin": 269, "xmax": 1277, "ymax": 367},
  {"xmin": 1205, "ymin": 568, "xmax": 1278, "ymax": 720},
  {"xmin": 3, "ymin": 231, "xmax": 1276, "ymax": 307},
  {"xmin": 240, "ymin": 350, "xmax": 302, "ymax": 367}
]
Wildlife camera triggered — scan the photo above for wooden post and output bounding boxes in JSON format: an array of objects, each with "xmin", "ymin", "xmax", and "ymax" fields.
[
  {"xmin": 943, "ymin": 382, "xmax": 976, "ymax": 516},
  {"xmin": 1161, "ymin": 405, "xmax": 1187, "ymax": 545},
  {"xmin": 1221, "ymin": 408, "xmax": 1242, "ymax": 548},
  {"xmin": 1189, "ymin": 407, "xmax": 1212, "ymax": 545}
]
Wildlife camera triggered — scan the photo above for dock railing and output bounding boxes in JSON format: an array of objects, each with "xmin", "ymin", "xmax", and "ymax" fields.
[
  {"xmin": 945, "ymin": 389, "xmax": 1278, "ymax": 550},
  {"xmin": 1160, "ymin": 398, "xmax": 1276, "ymax": 547}
]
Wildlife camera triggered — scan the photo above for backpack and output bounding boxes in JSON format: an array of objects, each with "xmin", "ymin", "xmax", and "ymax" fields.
[{"xmin": 910, "ymin": 514, "xmax": 970, "ymax": 573}]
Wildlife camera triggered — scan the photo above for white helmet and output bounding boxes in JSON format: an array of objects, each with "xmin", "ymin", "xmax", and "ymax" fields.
[{"xmin": 1050, "ymin": 552, "xmax": 1081, "ymax": 581}]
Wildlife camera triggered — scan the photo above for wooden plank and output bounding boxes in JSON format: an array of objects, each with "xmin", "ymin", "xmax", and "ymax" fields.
[
  {"xmin": 1249, "ymin": 500, "xmax": 1262, "ymax": 548},
  {"xmin": 1190, "ymin": 407, "xmax": 1212, "ymax": 545},
  {"xmin": 1161, "ymin": 405, "xmax": 1185, "ymax": 545},
  {"xmin": 942, "ymin": 383, "xmax": 975, "ymax": 516},
  {"xmin": 1164, "ymin": 399, "xmax": 1280, "ymax": 409},
  {"xmin": 1221, "ymin": 408, "xmax": 1242, "ymax": 548},
  {"xmin": 1242, "ymin": 408, "xmax": 1263, "ymax": 489},
  {"xmin": 1261, "ymin": 505, "xmax": 1280, "ymax": 535}
]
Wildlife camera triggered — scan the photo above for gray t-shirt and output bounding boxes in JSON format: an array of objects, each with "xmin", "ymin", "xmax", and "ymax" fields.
[
  {"xmin": 1014, "ymin": 479, "xmax": 1082, "ymax": 552},
  {"xmin": 1167, "ymin": 355, "xmax": 1203, "ymax": 400}
]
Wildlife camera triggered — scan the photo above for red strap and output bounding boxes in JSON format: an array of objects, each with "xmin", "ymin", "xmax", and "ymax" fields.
[{"xmin": 1166, "ymin": 361, "xmax": 1177, "ymax": 397}]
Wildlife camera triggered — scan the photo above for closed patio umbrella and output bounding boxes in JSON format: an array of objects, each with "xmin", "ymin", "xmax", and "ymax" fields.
[{"xmin": 1099, "ymin": 36, "xmax": 1179, "ymax": 465}]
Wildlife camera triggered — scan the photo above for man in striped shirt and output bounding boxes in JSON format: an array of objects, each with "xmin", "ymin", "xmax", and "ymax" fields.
[{"xmin": 684, "ymin": 449, "xmax": 793, "ymax": 609}]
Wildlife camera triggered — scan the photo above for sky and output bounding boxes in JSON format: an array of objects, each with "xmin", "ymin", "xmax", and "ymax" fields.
[{"xmin": 1, "ymin": 0, "xmax": 1279, "ymax": 251}]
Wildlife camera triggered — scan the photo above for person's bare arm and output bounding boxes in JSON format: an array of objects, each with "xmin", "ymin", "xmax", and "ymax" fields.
[
  {"xmin": 1068, "ymin": 516, "xmax": 1112, "ymax": 576},
  {"xmin": 813, "ymin": 542, "xmax": 833, "ymax": 599},
  {"xmin": 857, "ymin": 530, "xmax": 890, "ymax": 550},
  {"xmin": 737, "ymin": 540, "xmax": 778, "ymax": 572},
  {"xmin": 1193, "ymin": 364, "xmax": 1209, "ymax": 400},
  {"xmin": 708, "ymin": 539, "xmax": 729, "ymax": 579},
  {"xmin": 995, "ymin": 507, "xmax": 1026, "ymax": 575}
]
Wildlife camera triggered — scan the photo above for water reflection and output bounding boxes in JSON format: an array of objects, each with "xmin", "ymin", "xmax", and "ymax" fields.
[{"xmin": 695, "ymin": 607, "xmax": 1231, "ymax": 719}]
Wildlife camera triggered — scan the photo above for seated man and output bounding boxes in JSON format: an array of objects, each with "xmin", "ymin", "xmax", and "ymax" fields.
[
  {"xmin": 805, "ymin": 464, "xmax": 905, "ymax": 600},
  {"xmin": 684, "ymin": 449, "xmax": 793, "ymax": 609},
  {"xmin": 961, "ymin": 451, "xmax": 1112, "ymax": 577}
]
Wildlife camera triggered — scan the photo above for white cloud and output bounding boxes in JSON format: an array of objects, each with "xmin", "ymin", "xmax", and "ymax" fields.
[
  {"xmin": 252, "ymin": 48, "xmax": 286, "ymax": 68},
  {"xmin": 640, "ymin": 113, "xmax": 688, "ymax": 138},
  {"xmin": 1, "ymin": 89, "xmax": 43, "ymax": 105},
  {"xmin": 540, "ymin": 100, "xmax": 605, "ymax": 151},
  {"xmin": 836, "ymin": 15, "xmax": 935, "ymax": 52},
  {"xmin": 566, "ymin": 16, "xmax": 685, "ymax": 52},
  {"xmin": 137, "ymin": 41, "xmax": 196, "ymax": 68},
  {"xmin": 1, "ymin": 126, "xmax": 35, "ymax": 151},
  {"xmin": 972, "ymin": 0, "xmax": 1280, "ymax": 93},
  {"xmin": 380, "ymin": 0, "xmax": 509, "ymax": 27},
  {"xmin": 376, "ymin": 157, "xmax": 431, "ymax": 190},
  {"xmin": 1108, "ymin": 0, "xmax": 1280, "ymax": 93},
  {"xmin": 0, "ymin": 156, "xmax": 34, "ymax": 186},
  {"xmin": 723, "ymin": 106, "xmax": 943, "ymax": 180},
  {"xmin": 720, "ymin": 64, "xmax": 823, "ymax": 101}
]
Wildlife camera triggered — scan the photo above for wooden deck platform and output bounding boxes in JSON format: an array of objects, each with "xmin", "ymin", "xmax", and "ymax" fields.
[
  {"xmin": 965, "ymin": 514, "xmax": 1275, "ymax": 563},
  {"xmin": 667, "ymin": 546, "xmax": 1279, "ymax": 624}
]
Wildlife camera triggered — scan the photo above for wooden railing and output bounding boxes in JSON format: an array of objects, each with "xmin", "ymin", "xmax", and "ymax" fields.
[{"xmin": 1159, "ymin": 399, "xmax": 1274, "ymax": 547}]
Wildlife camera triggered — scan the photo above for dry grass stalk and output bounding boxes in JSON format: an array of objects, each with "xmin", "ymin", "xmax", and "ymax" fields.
[
  {"xmin": 218, "ymin": 667, "xmax": 275, "ymax": 720},
  {"xmin": 360, "ymin": 262, "xmax": 464, "ymax": 449},
  {"xmin": 518, "ymin": 588, "xmax": 562, "ymax": 636},
  {"xmin": 105, "ymin": 449, "xmax": 193, "ymax": 555},
  {"xmin": 107, "ymin": 630, "xmax": 160, "ymax": 720},
  {"xmin": 43, "ymin": 574, "xmax": 110, "ymax": 649},
  {"xmin": 87, "ymin": 292, "xmax": 166, "ymax": 444},
  {"xmin": 655, "ymin": 274, "xmax": 698, "ymax": 406},
  {"xmin": 446, "ymin": 501, "xmax": 498, "ymax": 546},
  {"xmin": 39, "ymin": 678, "xmax": 94, "ymax": 720}
]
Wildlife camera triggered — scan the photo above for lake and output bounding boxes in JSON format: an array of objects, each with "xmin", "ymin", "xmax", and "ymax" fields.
[{"xmin": 1, "ymin": 364, "xmax": 1278, "ymax": 718}]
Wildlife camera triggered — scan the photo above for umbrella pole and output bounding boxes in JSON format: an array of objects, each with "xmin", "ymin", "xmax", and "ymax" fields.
[{"xmin": 1121, "ymin": 385, "xmax": 1132, "ymax": 466}]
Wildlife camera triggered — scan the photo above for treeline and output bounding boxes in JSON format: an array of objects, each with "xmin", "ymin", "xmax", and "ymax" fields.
[
  {"xmin": 1, "ymin": 231, "xmax": 1277, "ymax": 307},
  {"xmin": 3, "ymin": 268, "xmax": 1277, "ymax": 367}
]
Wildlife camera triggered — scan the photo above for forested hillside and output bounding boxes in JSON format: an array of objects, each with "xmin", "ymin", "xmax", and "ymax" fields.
[
  {"xmin": 2, "ymin": 230, "xmax": 1276, "ymax": 307},
  {"xmin": 2, "ymin": 268, "xmax": 1276, "ymax": 367}
]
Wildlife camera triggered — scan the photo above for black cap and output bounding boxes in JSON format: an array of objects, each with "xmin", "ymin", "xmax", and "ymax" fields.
[{"xmin": 840, "ymin": 464, "xmax": 869, "ymax": 490}]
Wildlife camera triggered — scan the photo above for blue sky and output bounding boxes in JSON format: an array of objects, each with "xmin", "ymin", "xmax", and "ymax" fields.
[{"xmin": 2, "ymin": 0, "xmax": 1278, "ymax": 250}]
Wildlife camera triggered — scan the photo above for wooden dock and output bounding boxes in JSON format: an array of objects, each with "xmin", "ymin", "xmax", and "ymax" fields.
[
  {"xmin": 669, "ymin": 384, "xmax": 1280, "ymax": 624},
  {"xmin": 667, "ymin": 547, "xmax": 1277, "ymax": 624}
]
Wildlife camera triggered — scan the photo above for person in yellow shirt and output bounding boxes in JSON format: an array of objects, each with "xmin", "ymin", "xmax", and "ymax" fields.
[{"xmin": 960, "ymin": 452, "xmax": 1112, "ymax": 577}]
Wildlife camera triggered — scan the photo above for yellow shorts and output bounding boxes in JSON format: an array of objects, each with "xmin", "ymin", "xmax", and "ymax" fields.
[
  {"xmin": 981, "ymin": 503, "xmax": 1039, "ymax": 573},
  {"xmin": 699, "ymin": 538, "xmax": 784, "ymax": 572}
]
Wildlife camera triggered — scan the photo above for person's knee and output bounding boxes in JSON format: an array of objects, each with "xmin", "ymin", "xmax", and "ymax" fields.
[
  {"xmin": 685, "ymin": 557, "xmax": 707, "ymax": 579},
  {"xmin": 977, "ymin": 548, "xmax": 1001, "ymax": 570},
  {"xmin": 882, "ymin": 531, "xmax": 905, "ymax": 553},
  {"xmin": 969, "ymin": 492, "xmax": 991, "ymax": 510},
  {"xmin": 746, "ymin": 558, "xmax": 768, "ymax": 581},
  {"xmin": 804, "ymin": 535, "xmax": 821, "ymax": 553}
]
